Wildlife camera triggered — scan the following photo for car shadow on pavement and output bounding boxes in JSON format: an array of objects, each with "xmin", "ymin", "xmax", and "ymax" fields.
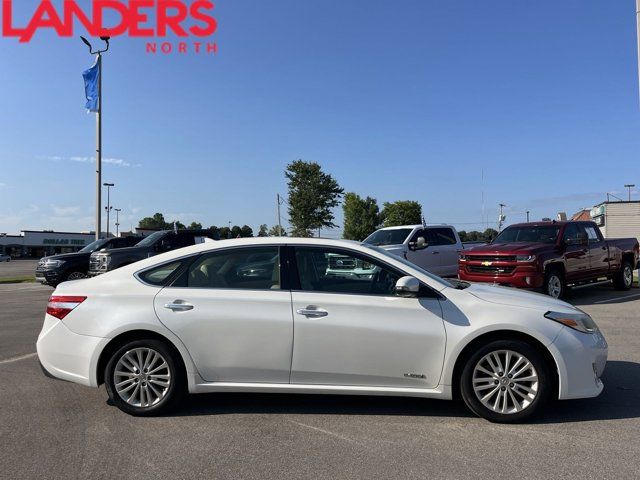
[
  {"xmin": 534, "ymin": 360, "xmax": 640, "ymax": 424},
  {"xmin": 166, "ymin": 361, "xmax": 640, "ymax": 423},
  {"xmin": 569, "ymin": 286, "xmax": 640, "ymax": 306}
]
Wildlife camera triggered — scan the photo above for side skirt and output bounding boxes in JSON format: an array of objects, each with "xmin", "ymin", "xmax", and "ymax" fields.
[{"xmin": 190, "ymin": 381, "xmax": 452, "ymax": 399}]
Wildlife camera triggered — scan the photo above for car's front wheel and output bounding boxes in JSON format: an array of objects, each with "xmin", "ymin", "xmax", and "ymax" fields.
[
  {"xmin": 544, "ymin": 269, "xmax": 566, "ymax": 299},
  {"xmin": 105, "ymin": 339, "xmax": 185, "ymax": 416},
  {"xmin": 460, "ymin": 340, "xmax": 551, "ymax": 423}
]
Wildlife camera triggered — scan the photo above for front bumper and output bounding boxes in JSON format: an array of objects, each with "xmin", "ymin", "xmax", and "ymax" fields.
[
  {"xmin": 458, "ymin": 265, "xmax": 544, "ymax": 289},
  {"xmin": 549, "ymin": 326, "xmax": 608, "ymax": 400},
  {"xmin": 36, "ymin": 316, "xmax": 106, "ymax": 387},
  {"xmin": 35, "ymin": 268, "xmax": 62, "ymax": 285}
]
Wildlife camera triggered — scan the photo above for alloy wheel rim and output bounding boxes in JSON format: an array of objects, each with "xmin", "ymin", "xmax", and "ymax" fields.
[
  {"xmin": 472, "ymin": 349, "xmax": 539, "ymax": 414},
  {"xmin": 548, "ymin": 275, "xmax": 561, "ymax": 298},
  {"xmin": 114, "ymin": 348, "xmax": 171, "ymax": 408},
  {"xmin": 624, "ymin": 266, "xmax": 633, "ymax": 287}
]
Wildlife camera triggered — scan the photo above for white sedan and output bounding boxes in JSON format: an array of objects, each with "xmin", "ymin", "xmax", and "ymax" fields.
[{"xmin": 37, "ymin": 237, "xmax": 607, "ymax": 422}]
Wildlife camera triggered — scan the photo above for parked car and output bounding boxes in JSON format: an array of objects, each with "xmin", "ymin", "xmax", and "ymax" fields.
[
  {"xmin": 38, "ymin": 237, "xmax": 607, "ymax": 423},
  {"xmin": 35, "ymin": 236, "xmax": 141, "ymax": 287},
  {"xmin": 363, "ymin": 224, "xmax": 463, "ymax": 277},
  {"xmin": 0, "ymin": 253, "xmax": 10, "ymax": 262},
  {"xmin": 88, "ymin": 229, "xmax": 217, "ymax": 276},
  {"xmin": 459, "ymin": 221, "xmax": 639, "ymax": 299}
]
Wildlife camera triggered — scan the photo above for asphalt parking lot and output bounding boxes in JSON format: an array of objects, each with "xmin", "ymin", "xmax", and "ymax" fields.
[{"xmin": 1, "ymin": 283, "xmax": 639, "ymax": 479}]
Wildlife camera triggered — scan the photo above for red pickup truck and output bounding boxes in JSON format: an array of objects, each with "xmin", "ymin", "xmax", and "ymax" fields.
[{"xmin": 458, "ymin": 221, "xmax": 639, "ymax": 298}]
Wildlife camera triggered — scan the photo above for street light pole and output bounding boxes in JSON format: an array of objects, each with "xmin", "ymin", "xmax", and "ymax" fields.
[
  {"xmin": 625, "ymin": 184, "xmax": 636, "ymax": 201},
  {"xmin": 526, "ymin": 210, "xmax": 530, "ymax": 222},
  {"xmin": 103, "ymin": 182, "xmax": 114, "ymax": 237},
  {"xmin": 114, "ymin": 208, "xmax": 122, "ymax": 237},
  {"xmin": 637, "ymin": 0, "xmax": 640, "ymax": 106}
]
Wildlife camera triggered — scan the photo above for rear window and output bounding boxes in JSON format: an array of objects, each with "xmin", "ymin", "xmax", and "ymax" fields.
[{"xmin": 138, "ymin": 260, "xmax": 184, "ymax": 286}]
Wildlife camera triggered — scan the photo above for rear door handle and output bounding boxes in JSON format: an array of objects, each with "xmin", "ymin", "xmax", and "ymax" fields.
[
  {"xmin": 296, "ymin": 306, "xmax": 328, "ymax": 318},
  {"xmin": 164, "ymin": 301, "xmax": 194, "ymax": 312},
  {"xmin": 432, "ymin": 251, "xmax": 440, "ymax": 254}
]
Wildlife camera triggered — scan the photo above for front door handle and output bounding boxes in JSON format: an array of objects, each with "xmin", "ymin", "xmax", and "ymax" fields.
[
  {"xmin": 164, "ymin": 301, "xmax": 194, "ymax": 312},
  {"xmin": 432, "ymin": 251, "xmax": 440, "ymax": 254},
  {"xmin": 296, "ymin": 306, "xmax": 328, "ymax": 318}
]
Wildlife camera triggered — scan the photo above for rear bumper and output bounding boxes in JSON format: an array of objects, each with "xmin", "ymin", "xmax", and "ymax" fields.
[
  {"xmin": 36, "ymin": 316, "xmax": 106, "ymax": 387},
  {"xmin": 458, "ymin": 266, "xmax": 544, "ymax": 289}
]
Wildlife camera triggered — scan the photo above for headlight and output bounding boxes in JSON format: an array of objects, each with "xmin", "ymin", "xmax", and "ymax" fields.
[
  {"xmin": 516, "ymin": 255, "xmax": 536, "ymax": 262},
  {"xmin": 44, "ymin": 259, "xmax": 63, "ymax": 268},
  {"xmin": 545, "ymin": 310, "xmax": 598, "ymax": 334}
]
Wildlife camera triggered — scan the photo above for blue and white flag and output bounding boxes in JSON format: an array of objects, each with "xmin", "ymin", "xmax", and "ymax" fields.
[{"xmin": 82, "ymin": 58, "xmax": 100, "ymax": 113}]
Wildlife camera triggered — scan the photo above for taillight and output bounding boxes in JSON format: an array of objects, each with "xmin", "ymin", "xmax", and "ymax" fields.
[{"xmin": 46, "ymin": 296, "xmax": 87, "ymax": 320}]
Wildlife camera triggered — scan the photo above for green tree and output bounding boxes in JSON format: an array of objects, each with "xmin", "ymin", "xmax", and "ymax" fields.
[
  {"xmin": 240, "ymin": 225, "xmax": 254, "ymax": 238},
  {"xmin": 219, "ymin": 227, "xmax": 231, "ymax": 239},
  {"xmin": 230, "ymin": 225, "xmax": 243, "ymax": 238},
  {"xmin": 258, "ymin": 224, "xmax": 269, "ymax": 237},
  {"xmin": 208, "ymin": 226, "xmax": 221, "ymax": 239},
  {"xmin": 138, "ymin": 212, "xmax": 169, "ymax": 230},
  {"xmin": 268, "ymin": 225, "xmax": 287, "ymax": 237},
  {"xmin": 483, "ymin": 228, "xmax": 498, "ymax": 242},
  {"xmin": 342, "ymin": 192, "xmax": 381, "ymax": 241},
  {"xmin": 381, "ymin": 201, "xmax": 422, "ymax": 227},
  {"xmin": 188, "ymin": 221, "xmax": 202, "ymax": 230},
  {"xmin": 286, "ymin": 160, "xmax": 344, "ymax": 237}
]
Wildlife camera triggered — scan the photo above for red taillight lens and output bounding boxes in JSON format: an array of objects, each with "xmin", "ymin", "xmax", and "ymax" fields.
[{"xmin": 46, "ymin": 296, "xmax": 87, "ymax": 320}]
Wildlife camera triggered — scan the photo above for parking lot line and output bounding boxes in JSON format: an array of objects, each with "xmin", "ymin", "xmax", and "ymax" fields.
[
  {"xmin": 0, "ymin": 352, "xmax": 37, "ymax": 365},
  {"xmin": 593, "ymin": 293, "xmax": 640, "ymax": 304}
]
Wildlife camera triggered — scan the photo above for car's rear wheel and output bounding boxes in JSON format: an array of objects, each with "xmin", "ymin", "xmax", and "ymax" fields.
[
  {"xmin": 105, "ymin": 339, "xmax": 185, "ymax": 416},
  {"xmin": 460, "ymin": 340, "xmax": 551, "ymax": 423},
  {"xmin": 613, "ymin": 260, "xmax": 634, "ymax": 291},
  {"xmin": 544, "ymin": 268, "xmax": 566, "ymax": 299}
]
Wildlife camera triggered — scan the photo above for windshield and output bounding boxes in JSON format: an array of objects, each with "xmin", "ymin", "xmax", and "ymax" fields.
[
  {"xmin": 136, "ymin": 231, "xmax": 168, "ymax": 247},
  {"xmin": 362, "ymin": 243, "xmax": 453, "ymax": 289},
  {"xmin": 493, "ymin": 225, "xmax": 560, "ymax": 244},
  {"xmin": 78, "ymin": 238, "xmax": 109, "ymax": 253},
  {"xmin": 364, "ymin": 228, "xmax": 413, "ymax": 246}
]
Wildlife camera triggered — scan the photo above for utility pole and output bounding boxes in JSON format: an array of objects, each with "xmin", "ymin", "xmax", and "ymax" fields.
[
  {"xmin": 498, "ymin": 203, "xmax": 507, "ymax": 232},
  {"xmin": 81, "ymin": 36, "xmax": 110, "ymax": 240},
  {"xmin": 624, "ymin": 184, "xmax": 635, "ymax": 201},
  {"xmin": 276, "ymin": 194, "xmax": 283, "ymax": 237},
  {"xmin": 103, "ymin": 182, "xmax": 114, "ymax": 237},
  {"xmin": 637, "ymin": 0, "xmax": 640, "ymax": 105},
  {"xmin": 114, "ymin": 208, "xmax": 122, "ymax": 237}
]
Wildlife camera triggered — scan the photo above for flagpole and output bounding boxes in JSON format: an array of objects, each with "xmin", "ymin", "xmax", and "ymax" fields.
[{"xmin": 95, "ymin": 52, "xmax": 102, "ymax": 241}]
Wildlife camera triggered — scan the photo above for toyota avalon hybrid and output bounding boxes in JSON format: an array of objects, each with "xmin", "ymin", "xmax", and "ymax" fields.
[{"xmin": 37, "ymin": 237, "xmax": 607, "ymax": 422}]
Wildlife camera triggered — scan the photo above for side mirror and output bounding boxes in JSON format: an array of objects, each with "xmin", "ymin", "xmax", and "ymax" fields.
[
  {"xmin": 409, "ymin": 237, "xmax": 428, "ymax": 251},
  {"xmin": 395, "ymin": 276, "xmax": 420, "ymax": 297}
]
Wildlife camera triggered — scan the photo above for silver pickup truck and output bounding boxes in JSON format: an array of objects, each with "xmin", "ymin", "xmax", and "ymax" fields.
[{"xmin": 363, "ymin": 224, "xmax": 463, "ymax": 277}]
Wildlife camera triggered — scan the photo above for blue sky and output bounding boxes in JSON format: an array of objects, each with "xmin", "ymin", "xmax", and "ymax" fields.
[{"xmin": 1, "ymin": 0, "xmax": 639, "ymax": 236}]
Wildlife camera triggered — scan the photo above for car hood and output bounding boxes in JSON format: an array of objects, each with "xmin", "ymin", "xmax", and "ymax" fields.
[
  {"xmin": 465, "ymin": 242, "xmax": 550, "ymax": 255},
  {"xmin": 41, "ymin": 252, "xmax": 89, "ymax": 261},
  {"xmin": 93, "ymin": 245, "xmax": 150, "ymax": 256},
  {"xmin": 464, "ymin": 283, "xmax": 577, "ymax": 312}
]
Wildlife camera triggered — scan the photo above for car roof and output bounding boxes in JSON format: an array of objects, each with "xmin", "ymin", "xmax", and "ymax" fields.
[{"xmin": 376, "ymin": 224, "xmax": 454, "ymax": 231}]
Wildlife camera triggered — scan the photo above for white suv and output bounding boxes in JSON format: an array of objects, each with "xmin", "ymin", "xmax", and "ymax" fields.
[{"xmin": 364, "ymin": 225, "xmax": 462, "ymax": 277}]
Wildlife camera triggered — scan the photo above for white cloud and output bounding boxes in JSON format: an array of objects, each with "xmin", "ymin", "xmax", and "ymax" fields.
[
  {"xmin": 0, "ymin": 182, "xmax": 6, "ymax": 188},
  {"xmin": 51, "ymin": 205, "xmax": 81, "ymax": 216},
  {"xmin": 43, "ymin": 155, "xmax": 139, "ymax": 168}
]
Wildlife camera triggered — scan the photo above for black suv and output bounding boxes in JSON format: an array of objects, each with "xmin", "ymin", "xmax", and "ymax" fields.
[
  {"xmin": 36, "ymin": 236, "xmax": 141, "ymax": 287},
  {"xmin": 88, "ymin": 230, "xmax": 217, "ymax": 276}
]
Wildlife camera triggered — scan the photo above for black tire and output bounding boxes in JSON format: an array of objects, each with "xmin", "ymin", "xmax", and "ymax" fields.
[
  {"xmin": 612, "ymin": 260, "xmax": 634, "ymax": 291},
  {"xmin": 460, "ymin": 339, "xmax": 552, "ymax": 423},
  {"xmin": 105, "ymin": 339, "xmax": 185, "ymax": 416},
  {"xmin": 65, "ymin": 271, "xmax": 86, "ymax": 281},
  {"xmin": 543, "ymin": 268, "xmax": 567, "ymax": 299}
]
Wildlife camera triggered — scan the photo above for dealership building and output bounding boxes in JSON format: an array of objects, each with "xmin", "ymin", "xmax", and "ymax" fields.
[{"xmin": 0, "ymin": 230, "xmax": 99, "ymax": 258}]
